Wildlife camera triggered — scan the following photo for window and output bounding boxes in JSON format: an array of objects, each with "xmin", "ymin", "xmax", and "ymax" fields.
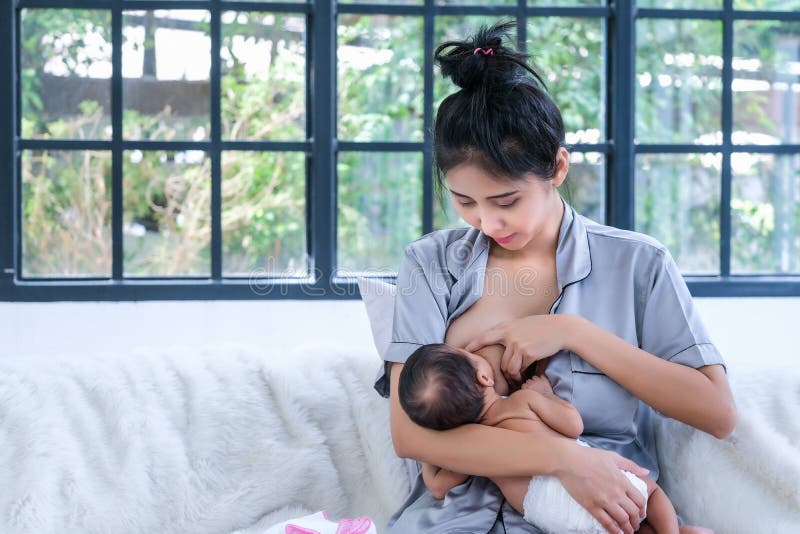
[
  {"xmin": 1, "ymin": 0, "xmax": 798, "ymax": 301},
  {"xmin": 635, "ymin": 0, "xmax": 800, "ymax": 296}
]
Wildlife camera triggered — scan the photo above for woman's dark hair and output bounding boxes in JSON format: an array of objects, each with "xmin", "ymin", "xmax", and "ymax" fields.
[
  {"xmin": 398, "ymin": 343, "xmax": 485, "ymax": 431},
  {"xmin": 433, "ymin": 20, "xmax": 566, "ymax": 201}
]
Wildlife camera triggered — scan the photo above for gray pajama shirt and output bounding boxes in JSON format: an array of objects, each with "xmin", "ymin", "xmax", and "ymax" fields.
[{"xmin": 374, "ymin": 199, "xmax": 725, "ymax": 533}]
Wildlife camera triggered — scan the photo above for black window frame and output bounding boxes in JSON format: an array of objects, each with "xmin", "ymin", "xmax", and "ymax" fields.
[{"xmin": 1, "ymin": 0, "xmax": 799, "ymax": 301}]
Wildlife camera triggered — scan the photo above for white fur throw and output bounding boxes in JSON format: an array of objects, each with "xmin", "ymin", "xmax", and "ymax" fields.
[
  {"xmin": 655, "ymin": 361, "xmax": 800, "ymax": 533},
  {"xmin": 0, "ymin": 346, "xmax": 409, "ymax": 534},
  {"xmin": 1, "ymin": 344, "xmax": 798, "ymax": 534}
]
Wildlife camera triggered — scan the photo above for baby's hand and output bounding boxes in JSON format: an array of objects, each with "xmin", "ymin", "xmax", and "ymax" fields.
[{"xmin": 522, "ymin": 375, "xmax": 553, "ymax": 396}]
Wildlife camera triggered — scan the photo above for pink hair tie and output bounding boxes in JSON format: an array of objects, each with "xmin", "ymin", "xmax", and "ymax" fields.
[{"xmin": 473, "ymin": 47, "xmax": 494, "ymax": 56}]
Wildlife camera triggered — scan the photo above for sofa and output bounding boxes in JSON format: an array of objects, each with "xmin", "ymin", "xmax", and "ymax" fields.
[{"xmin": 0, "ymin": 324, "xmax": 798, "ymax": 533}]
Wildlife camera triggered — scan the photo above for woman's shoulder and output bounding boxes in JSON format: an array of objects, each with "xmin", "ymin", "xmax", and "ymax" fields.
[
  {"xmin": 399, "ymin": 227, "xmax": 488, "ymax": 284},
  {"xmin": 578, "ymin": 214, "xmax": 669, "ymax": 260}
]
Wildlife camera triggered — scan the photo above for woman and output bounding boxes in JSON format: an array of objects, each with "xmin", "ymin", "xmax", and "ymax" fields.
[{"xmin": 373, "ymin": 22, "xmax": 736, "ymax": 534}]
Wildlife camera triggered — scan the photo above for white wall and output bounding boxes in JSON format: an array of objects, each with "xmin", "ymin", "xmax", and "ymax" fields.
[
  {"xmin": 693, "ymin": 298, "xmax": 799, "ymax": 366},
  {"xmin": 0, "ymin": 300, "xmax": 375, "ymax": 359},
  {"xmin": 1, "ymin": 298, "xmax": 798, "ymax": 366}
]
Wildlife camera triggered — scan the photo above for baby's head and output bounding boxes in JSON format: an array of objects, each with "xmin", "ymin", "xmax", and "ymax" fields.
[{"xmin": 398, "ymin": 343, "xmax": 495, "ymax": 431}]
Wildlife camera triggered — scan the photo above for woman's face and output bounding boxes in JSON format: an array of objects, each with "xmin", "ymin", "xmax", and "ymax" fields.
[{"xmin": 444, "ymin": 149, "xmax": 568, "ymax": 253}]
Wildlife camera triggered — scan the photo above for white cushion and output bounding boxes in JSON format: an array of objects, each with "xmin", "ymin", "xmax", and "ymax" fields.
[{"xmin": 357, "ymin": 277, "xmax": 396, "ymax": 360}]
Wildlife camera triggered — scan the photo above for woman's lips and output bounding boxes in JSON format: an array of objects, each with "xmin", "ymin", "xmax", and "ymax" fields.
[{"xmin": 494, "ymin": 234, "xmax": 515, "ymax": 244}]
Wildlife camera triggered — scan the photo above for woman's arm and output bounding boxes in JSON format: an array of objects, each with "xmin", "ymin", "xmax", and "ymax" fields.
[
  {"xmin": 465, "ymin": 315, "xmax": 736, "ymax": 439},
  {"xmin": 388, "ymin": 362, "xmax": 649, "ymax": 534},
  {"xmin": 563, "ymin": 315, "xmax": 736, "ymax": 439}
]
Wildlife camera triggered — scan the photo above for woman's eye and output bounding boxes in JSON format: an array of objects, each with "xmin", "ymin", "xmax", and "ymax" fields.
[
  {"xmin": 498, "ymin": 200, "xmax": 518, "ymax": 209},
  {"xmin": 458, "ymin": 201, "xmax": 475, "ymax": 207}
]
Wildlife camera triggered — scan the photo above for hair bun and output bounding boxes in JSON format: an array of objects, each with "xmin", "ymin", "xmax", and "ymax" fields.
[{"xmin": 434, "ymin": 20, "xmax": 532, "ymax": 92}]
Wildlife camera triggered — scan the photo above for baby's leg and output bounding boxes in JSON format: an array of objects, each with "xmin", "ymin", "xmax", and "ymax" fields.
[
  {"xmin": 641, "ymin": 477, "xmax": 679, "ymax": 534},
  {"xmin": 489, "ymin": 476, "xmax": 531, "ymax": 516},
  {"xmin": 639, "ymin": 521, "xmax": 713, "ymax": 533},
  {"xmin": 678, "ymin": 527, "xmax": 713, "ymax": 534}
]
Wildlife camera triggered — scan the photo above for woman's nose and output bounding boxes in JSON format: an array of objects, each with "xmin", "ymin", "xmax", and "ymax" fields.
[{"xmin": 479, "ymin": 211, "xmax": 505, "ymax": 235}]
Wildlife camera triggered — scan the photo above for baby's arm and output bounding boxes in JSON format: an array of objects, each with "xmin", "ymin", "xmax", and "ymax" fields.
[
  {"xmin": 421, "ymin": 462, "xmax": 470, "ymax": 500},
  {"xmin": 519, "ymin": 377, "xmax": 584, "ymax": 438}
]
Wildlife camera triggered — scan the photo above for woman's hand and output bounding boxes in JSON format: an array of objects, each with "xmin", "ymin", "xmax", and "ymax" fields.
[
  {"xmin": 465, "ymin": 315, "xmax": 567, "ymax": 383},
  {"xmin": 556, "ymin": 443, "xmax": 650, "ymax": 534}
]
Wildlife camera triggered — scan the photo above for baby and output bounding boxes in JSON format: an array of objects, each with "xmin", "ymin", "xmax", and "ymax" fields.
[{"xmin": 398, "ymin": 343, "xmax": 679, "ymax": 534}]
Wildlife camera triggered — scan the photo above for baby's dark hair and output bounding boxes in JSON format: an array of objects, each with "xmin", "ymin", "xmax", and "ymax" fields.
[
  {"xmin": 398, "ymin": 343, "xmax": 485, "ymax": 431},
  {"xmin": 433, "ymin": 20, "xmax": 565, "ymax": 197}
]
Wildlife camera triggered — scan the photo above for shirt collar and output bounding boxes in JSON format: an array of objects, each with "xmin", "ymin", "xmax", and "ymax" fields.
[
  {"xmin": 451, "ymin": 198, "xmax": 592, "ymax": 294},
  {"xmin": 553, "ymin": 199, "xmax": 592, "ymax": 294}
]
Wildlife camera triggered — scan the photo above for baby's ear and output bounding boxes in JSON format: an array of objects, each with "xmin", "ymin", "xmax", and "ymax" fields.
[{"xmin": 476, "ymin": 370, "xmax": 494, "ymax": 387}]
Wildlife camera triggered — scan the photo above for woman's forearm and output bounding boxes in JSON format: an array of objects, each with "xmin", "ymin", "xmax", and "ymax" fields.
[
  {"xmin": 402, "ymin": 422, "xmax": 569, "ymax": 477},
  {"xmin": 562, "ymin": 315, "xmax": 736, "ymax": 438}
]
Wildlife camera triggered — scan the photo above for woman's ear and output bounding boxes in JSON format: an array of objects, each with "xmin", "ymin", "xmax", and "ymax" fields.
[{"xmin": 551, "ymin": 147, "xmax": 570, "ymax": 188}]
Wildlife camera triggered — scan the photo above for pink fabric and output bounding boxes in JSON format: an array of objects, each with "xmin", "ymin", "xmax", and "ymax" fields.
[
  {"xmin": 267, "ymin": 511, "xmax": 376, "ymax": 534},
  {"xmin": 335, "ymin": 517, "xmax": 373, "ymax": 534},
  {"xmin": 285, "ymin": 525, "xmax": 320, "ymax": 534}
]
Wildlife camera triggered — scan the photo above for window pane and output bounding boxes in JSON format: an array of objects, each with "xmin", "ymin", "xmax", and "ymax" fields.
[
  {"xmin": 528, "ymin": 0, "xmax": 604, "ymax": 5},
  {"xmin": 734, "ymin": 0, "xmax": 800, "ymax": 9},
  {"xmin": 338, "ymin": 15, "xmax": 424, "ymax": 142},
  {"xmin": 732, "ymin": 154, "xmax": 799, "ymax": 274},
  {"xmin": 338, "ymin": 152, "xmax": 422, "ymax": 275},
  {"xmin": 437, "ymin": 0, "xmax": 514, "ymax": 5},
  {"xmin": 21, "ymin": 9, "xmax": 112, "ymax": 140},
  {"xmin": 221, "ymin": 12, "xmax": 306, "ymax": 141},
  {"xmin": 21, "ymin": 150, "xmax": 112, "ymax": 278},
  {"xmin": 342, "ymin": 0, "xmax": 422, "ymax": 4},
  {"xmin": 222, "ymin": 151, "xmax": 307, "ymax": 277},
  {"xmin": 564, "ymin": 152, "xmax": 605, "ymax": 224},
  {"xmin": 733, "ymin": 21, "xmax": 800, "ymax": 145},
  {"xmin": 635, "ymin": 153, "xmax": 721, "ymax": 274},
  {"xmin": 638, "ymin": 0, "xmax": 720, "ymax": 7},
  {"xmin": 636, "ymin": 19, "xmax": 722, "ymax": 144},
  {"xmin": 528, "ymin": 17, "xmax": 605, "ymax": 143},
  {"xmin": 124, "ymin": 150, "xmax": 210, "ymax": 276},
  {"xmin": 122, "ymin": 10, "xmax": 210, "ymax": 141}
]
